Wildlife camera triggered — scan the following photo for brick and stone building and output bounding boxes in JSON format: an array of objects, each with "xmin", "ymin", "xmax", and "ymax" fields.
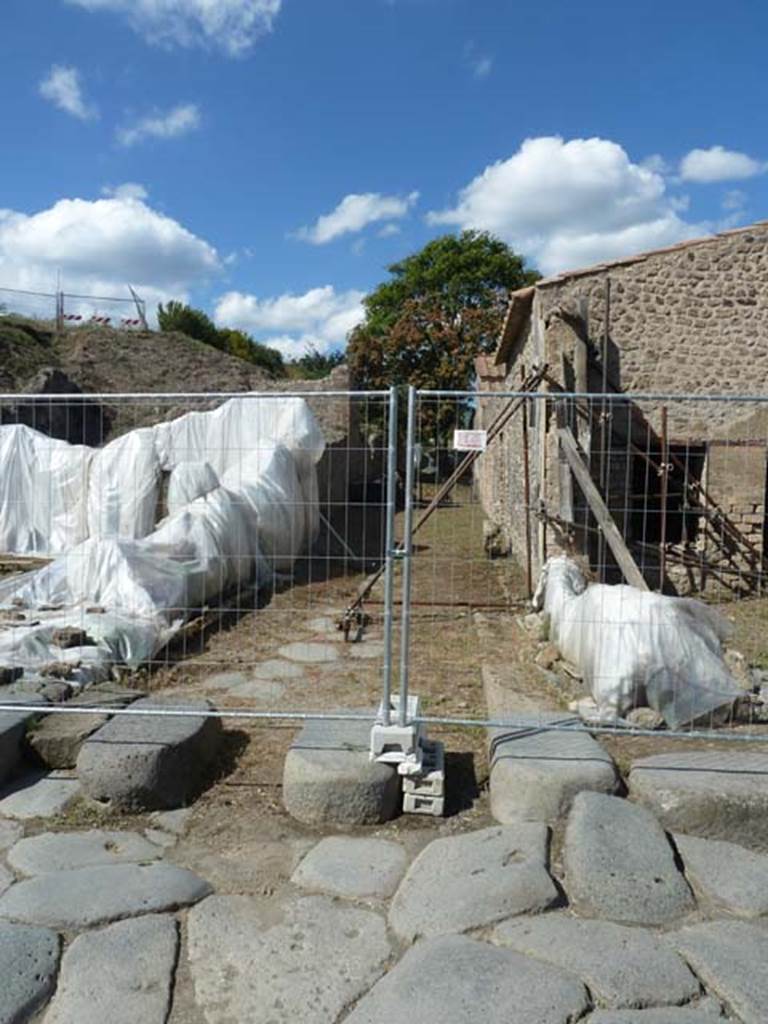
[{"xmin": 476, "ymin": 221, "xmax": 768, "ymax": 595}]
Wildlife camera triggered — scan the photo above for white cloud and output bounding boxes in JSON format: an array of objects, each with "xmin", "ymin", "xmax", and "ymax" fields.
[
  {"xmin": 679, "ymin": 145, "xmax": 765, "ymax": 183},
  {"xmin": 378, "ymin": 223, "xmax": 401, "ymax": 238},
  {"xmin": 427, "ymin": 135, "xmax": 702, "ymax": 275},
  {"xmin": 67, "ymin": 0, "xmax": 281, "ymax": 56},
  {"xmin": 722, "ymin": 188, "xmax": 747, "ymax": 212},
  {"xmin": 215, "ymin": 286, "xmax": 365, "ymax": 359},
  {"xmin": 101, "ymin": 182, "xmax": 149, "ymax": 200},
  {"xmin": 117, "ymin": 103, "xmax": 201, "ymax": 147},
  {"xmin": 39, "ymin": 65, "xmax": 97, "ymax": 120},
  {"xmin": 463, "ymin": 41, "xmax": 493, "ymax": 79},
  {"xmin": 298, "ymin": 191, "xmax": 419, "ymax": 244},
  {"xmin": 0, "ymin": 193, "xmax": 220, "ymax": 313}
]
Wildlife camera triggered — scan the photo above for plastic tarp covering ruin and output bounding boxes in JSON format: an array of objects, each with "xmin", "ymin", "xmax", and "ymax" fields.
[
  {"xmin": 0, "ymin": 397, "xmax": 324, "ymax": 682},
  {"xmin": 533, "ymin": 555, "xmax": 743, "ymax": 729}
]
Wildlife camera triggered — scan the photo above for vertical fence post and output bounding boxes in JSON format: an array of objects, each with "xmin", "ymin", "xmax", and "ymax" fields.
[
  {"xmin": 55, "ymin": 291, "xmax": 64, "ymax": 333},
  {"xmin": 380, "ymin": 386, "xmax": 399, "ymax": 727},
  {"xmin": 397, "ymin": 386, "xmax": 417, "ymax": 727}
]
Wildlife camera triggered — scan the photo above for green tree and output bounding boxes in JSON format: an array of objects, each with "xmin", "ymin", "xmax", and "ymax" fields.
[
  {"xmin": 217, "ymin": 327, "xmax": 285, "ymax": 378},
  {"xmin": 157, "ymin": 300, "xmax": 224, "ymax": 350},
  {"xmin": 348, "ymin": 230, "xmax": 538, "ymax": 392},
  {"xmin": 287, "ymin": 344, "xmax": 345, "ymax": 380}
]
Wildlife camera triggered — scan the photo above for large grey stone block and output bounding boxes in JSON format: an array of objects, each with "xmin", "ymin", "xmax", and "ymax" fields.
[
  {"xmin": 668, "ymin": 920, "xmax": 768, "ymax": 1024},
  {"xmin": 630, "ymin": 750, "xmax": 768, "ymax": 847},
  {"xmin": 563, "ymin": 793, "xmax": 695, "ymax": 925},
  {"xmin": 674, "ymin": 832, "xmax": 768, "ymax": 917},
  {"xmin": 493, "ymin": 914, "xmax": 699, "ymax": 1009},
  {"xmin": 388, "ymin": 824, "xmax": 558, "ymax": 943},
  {"xmin": 76, "ymin": 699, "xmax": 222, "ymax": 810},
  {"xmin": 28, "ymin": 712, "xmax": 108, "ymax": 769},
  {"xmin": 291, "ymin": 836, "xmax": 408, "ymax": 900},
  {"xmin": 187, "ymin": 894, "xmax": 390, "ymax": 1024},
  {"xmin": 43, "ymin": 915, "xmax": 177, "ymax": 1024},
  {"xmin": 488, "ymin": 713, "xmax": 620, "ymax": 824},
  {"xmin": 345, "ymin": 934, "xmax": 589, "ymax": 1024},
  {"xmin": 282, "ymin": 717, "xmax": 399, "ymax": 826},
  {"xmin": 0, "ymin": 862, "xmax": 210, "ymax": 928},
  {"xmin": 8, "ymin": 828, "xmax": 161, "ymax": 875},
  {"xmin": 0, "ymin": 921, "xmax": 59, "ymax": 1024}
]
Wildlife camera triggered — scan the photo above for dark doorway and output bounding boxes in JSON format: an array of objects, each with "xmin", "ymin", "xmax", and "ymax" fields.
[{"xmin": 630, "ymin": 443, "xmax": 706, "ymax": 545}]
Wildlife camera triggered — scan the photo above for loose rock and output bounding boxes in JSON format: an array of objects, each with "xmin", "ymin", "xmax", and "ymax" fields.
[
  {"xmin": 625, "ymin": 707, "xmax": 666, "ymax": 731},
  {"xmin": 291, "ymin": 836, "xmax": 408, "ymax": 900},
  {"xmin": 77, "ymin": 699, "xmax": 222, "ymax": 810},
  {"xmin": 0, "ymin": 862, "xmax": 210, "ymax": 928},
  {"xmin": 345, "ymin": 934, "xmax": 589, "ymax": 1024},
  {"xmin": 388, "ymin": 824, "xmax": 558, "ymax": 943},
  {"xmin": 8, "ymin": 829, "xmax": 161, "ymax": 875},
  {"xmin": 0, "ymin": 922, "xmax": 59, "ymax": 1024},
  {"xmin": 51, "ymin": 627, "xmax": 94, "ymax": 649},
  {"xmin": 28, "ymin": 712, "xmax": 108, "ymax": 769},
  {"xmin": 493, "ymin": 914, "xmax": 699, "ymax": 1009},
  {"xmin": 669, "ymin": 920, "xmax": 768, "ymax": 1024},
  {"xmin": 563, "ymin": 793, "xmax": 694, "ymax": 925},
  {"xmin": 630, "ymin": 750, "xmax": 768, "ymax": 847},
  {"xmin": 187, "ymin": 893, "xmax": 391, "ymax": 1024}
]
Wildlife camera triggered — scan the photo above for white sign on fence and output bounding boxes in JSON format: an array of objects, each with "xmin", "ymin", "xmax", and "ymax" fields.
[{"xmin": 453, "ymin": 429, "xmax": 487, "ymax": 452}]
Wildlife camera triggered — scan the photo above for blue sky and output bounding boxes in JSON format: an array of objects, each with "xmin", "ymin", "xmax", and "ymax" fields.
[{"xmin": 2, "ymin": 0, "xmax": 767, "ymax": 356}]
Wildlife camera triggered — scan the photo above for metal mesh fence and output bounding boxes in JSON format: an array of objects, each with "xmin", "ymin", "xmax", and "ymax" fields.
[
  {"xmin": 0, "ymin": 390, "xmax": 397, "ymax": 724},
  {"xmin": 0, "ymin": 286, "xmax": 146, "ymax": 329}
]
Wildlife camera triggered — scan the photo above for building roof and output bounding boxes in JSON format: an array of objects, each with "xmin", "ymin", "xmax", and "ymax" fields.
[{"xmin": 494, "ymin": 219, "xmax": 768, "ymax": 365}]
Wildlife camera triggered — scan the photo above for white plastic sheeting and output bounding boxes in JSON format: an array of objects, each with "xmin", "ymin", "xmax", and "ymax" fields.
[
  {"xmin": 0, "ymin": 397, "xmax": 325, "ymax": 682},
  {"xmin": 532, "ymin": 555, "xmax": 743, "ymax": 729}
]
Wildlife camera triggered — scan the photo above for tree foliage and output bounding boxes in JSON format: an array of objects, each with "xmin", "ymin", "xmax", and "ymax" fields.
[
  {"xmin": 348, "ymin": 231, "xmax": 538, "ymax": 393},
  {"xmin": 156, "ymin": 301, "xmax": 285, "ymax": 377},
  {"xmin": 286, "ymin": 344, "xmax": 345, "ymax": 380}
]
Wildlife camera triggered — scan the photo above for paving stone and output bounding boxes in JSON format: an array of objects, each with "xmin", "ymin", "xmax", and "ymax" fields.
[
  {"xmin": 27, "ymin": 712, "xmax": 108, "ymax": 769},
  {"xmin": 187, "ymin": 893, "xmax": 390, "ymax": 1024},
  {"xmin": 251, "ymin": 659, "xmax": 305, "ymax": 680},
  {"xmin": 150, "ymin": 807, "xmax": 193, "ymax": 835},
  {"xmin": 144, "ymin": 828, "xmax": 177, "ymax": 849},
  {"xmin": 388, "ymin": 823, "xmax": 558, "ymax": 943},
  {"xmin": 0, "ymin": 817, "xmax": 22, "ymax": 850},
  {"xmin": 43, "ymin": 915, "xmax": 177, "ymax": 1024},
  {"xmin": 630, "ymin": 750, "xmax": 768, "ymax": 847},
  {"xmin": 282, "ymin": 717, "xmax": 399, "ymax": 826},
  {"xmin": 673, "ymin": 832, "xmax": 768, "ymax": 917},
  {"xmin": 586, "ymin": 1007, "xmax": 723, "ymax": 1023},
  {"xmin": 0, "ymin": 862, "xmax": 12, "ymax": 896},
  {"xmin": 0, "ymin": 921, "xmax": 59, "ymax": 1024},
  {"xmin": 306, "ymin": 616, "xmax": 343, "ymax": 637},
  {"xmin": 0, "ymin": 772, "xmax": 81, "ymax": 820},
  {"xmin": 493, "ymin": 914, "xmax": 700, "ymax": 1009},
  {"xmin": 76, "ymin": 699, "xmax": 222, "ymax": 810},
  {"xmin": 488, "ymin": 713, "xmax": 620, "ymax": 824},
  {"xmin": 347, "ymin": 640, "xmax": 385, "ymax": 660},
  {"xmin": 277, "ymin": 641, "xmax": 339, "ymax": 663},
  {"xmin": 563, "ymin": 792, "xmax": 695, "ymax": 925},
  {"xmin": 291, "ymin": 836, "xmax": 408, "ymax": 900},
  {"xmin": 669, "ymin": 920, "xmax": 768, "ymax": 1024},
  {"xmin": 345, "ymin": 934, "xmax": 590, "ymax": 1024},
  {"xmin": 0, "ymin": 862, "xmax": 210, "ymax": 928},
  {"xmin": 226, "ymin": 679, "xmax": 286, "ymax": 701},
  {"xmin": 8, "ymin": 829, "xmax": 161, "ymax": 875}
]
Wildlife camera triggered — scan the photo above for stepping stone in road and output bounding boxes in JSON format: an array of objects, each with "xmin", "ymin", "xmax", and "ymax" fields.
[
  {"xmin": 673, "ymin": 832, "xmax": 768, "ymax": 917},
  {"xmin": 43, "ymin": 915, "xmax": 177, "ymax": 1024},
  {"xmin": 277, "ymin": 641, "xmax": 339, "ymax": 664},
  {"xmin": 0, "ymin": 921, "xmax": 60, "ymax": 1024},
  {"xmin": 283, "ymin": 717, "xmax": 399, "ymax": 826},
  {"xmin": 0, "ymin": 771, "xmax": 81, "ymax": 820},
  {"xmin": 488, "ymin": 712, "xmax": 620, "ymax": 824},
  {"xmin": 0, "ymin": 862, "xmax": 210, "ymax": 929},
  {"xmin": 668, "ymin": 920, "xmax": 768, "ymax": 1024},
  {"xmin": 291, "ymin": 836, "xmax": 408, "ymax": 900},
  {"xmin": 563, "ymin": 792, "xmax": 695, "ymax": 925},
  {"xmin": 344, "ymin": 934, "xmax": 589, "ymax": 1024},
  {"xmin": 77, "ymin": 699, "xmax": 222, "ymax": 810},
  {"xmin": 187, "ymin": 893, "xmax": 391, "ymax": 1024},
  {"xmin": 388, "ymin": 824, "xmax": 558, "ymax": 943},
  {"xmin": 630, "ymin": 750, "xmax": 768, "ymax": 848},
  {"xmin": 493, "ymin": 914, "xmax": 699, "ymax": 1009},
  {"xmin": 8, "ymin": 829, "xmax": 161, "ymax": 875}
]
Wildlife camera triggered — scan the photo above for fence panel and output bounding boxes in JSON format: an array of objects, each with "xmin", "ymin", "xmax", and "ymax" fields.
[
  {"xmin": 0, "ymin": 389, "xmax": 397, "ymax": 725},
  {"xmin": 399, "ymin": 388, "xmax": 768, "ymax": 745}
]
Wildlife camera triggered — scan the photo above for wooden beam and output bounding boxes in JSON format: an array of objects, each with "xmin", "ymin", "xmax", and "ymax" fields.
[{"xmin": 558, "ymin": 426, "xmax": 649, "ymax": 591}]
